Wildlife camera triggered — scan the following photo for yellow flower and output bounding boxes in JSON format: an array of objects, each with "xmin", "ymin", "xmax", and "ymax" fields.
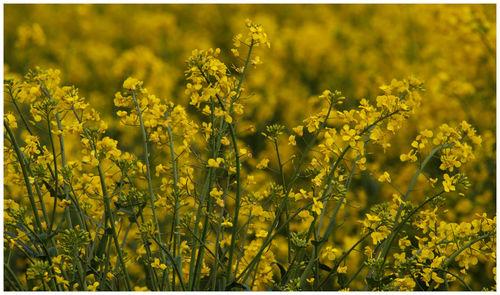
[
  {"xmin": 224, "ymin": 112, "xmax": 233, "ymax": 123},
  {"xmin": 88, "ymin": 282, "xmax": 99, "ymax": 291},
  {"xmin": 378, "ymin": 171, "xmax": 391, "ymax": 183},
  {"xmin": 341, "ymin": 125, "xmax": 360, "ymax": 147},
  {"xmin": 221, "ymin": 136, "xmax": 230, "ymax": 146},
  {"xmin": 151, "ymin": 258, "xmax": 167, "ymax": 270},
  {"xmin": 371, "ymin": 225, "xmax": 389, "ymax": 245},
  {"xmin": 58, "ymin": 199, "xmax": 72, "ymax": 208},
  {"xmin": 255, "ymin": 229, "xmax": 268, "ymax": 238},
  {"xmin": 210, "ymin": 188, "xmax": 224, "ymax": 207},
  {"xmin": 322, "ymin": 246, "xmax": 341, "ymax": 261},
  {"xmin": 210, "ymin": 188, "xmax": 223, "ymax": 198},
  {"xmin": 400, "ymin": 150, "xmax": 418, "ymax": 162},
  {"xmin": 311, "ymin": 197, "xmax": 323, "ymax": 215},
  {"xmin": 337, "ymin": 265, "xmax": 348, "ymax": 274},
  {"xmin": 207, "ymin": 157, "xmax": 223, "ymax": 168},
  {"xmin": 134, "ymin": 286, "xmax": 149, "ymax": 291},
  {"xmin": 4, "ymin": 112, "xmax": 17, "ymax": 128},
  {"xmin": 442, "ymin": 173, "xmax": 456, "ymax": 192},
  {"xmin": 362, "ymin": 213, "xmax": 381, "ymax": 230},
  {"xmin": 256, "ymin": 158, "xmax": 269, "ymax": 169},
  {"xmin": 155, "ymin": 164, "xmax": 167, "ymax": 176},
  {"xmin": 432, "ymin": 272, "xmax": 444, "ymax": 287},
  {"xmin": 221, "ymin": 219, "xmax": 233, "ymax": 228},
  {"xmin": 123, "ymin": 77, "xmax": 142, "ymax": 90},
  {"xmin": 293, "ymin": 125, "xmax": 304, "ymax": 136},
  {"xmin": 288, "ymin": 135, "xmax": 296, "ymax": 146},
  {"xmin": 398, "ymin": 236, "xmax": 411, "ymax": 250},
  {"xmin": 393, "ymin": 277, "xmax": 416, "ymax": 291}
]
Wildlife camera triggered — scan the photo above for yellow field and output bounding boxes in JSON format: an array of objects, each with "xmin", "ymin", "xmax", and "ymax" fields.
[{"xmin": 4, "ymin": 4, "xmax": 496, "ymax": 291}]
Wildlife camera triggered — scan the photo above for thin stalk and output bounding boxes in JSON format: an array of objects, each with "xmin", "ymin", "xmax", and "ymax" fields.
[
  {"xmin": 46, "ymin": 118, "xmax": 59, "ymax": 231},
  {"xmin": 193, "ymin": 184, "xmax": 215, "ymax": 290},
  {"xmin": 152, "ymin": 236, "xmax": 186, "ymax": 291},
  {"xmin": 287, "ymin": 214, "xmax": 316, "ymax": 282},
  {"xmin": 442, "ymin": 232, "xmax": 494, "ymax": 269},
  {"xmin": 193, "ymin": 40, "xmax": 254, "ymax": 285},
  {"xmin": 8, "ymin": 89, "xmax": 33, "ymax": 136},
  {"xmin": 39, "ymin": 85, "xmax": 82, "ymax": 230},
  {"xmin": 273, "ymin": 139, "xmax": 291, "ymax": 263},
  {"xmin": 192, "ymin": 97, "xmax": 219, "ymax": 290},
  {"xmin": 299, "ymin": 245, "xmax": 317, "ymax": 288},
  {"xmin": 318, "ymin": 230, "xmax": 372, "ymax": 288},
  {"xmin": 95, "ymin": 164, "xmax": 132, "ymax": 290},
  {"xmin": 427, "ymin": 232, "xmax": 495, "ymax": 291},
  {"xmin": 377, "ymin": 143, "xmax": 455, "ymax": 266},
  {"xmin": 342, "ymin": 262, "xmax": 365, "ymax": 290},
  {"xmin": 379, "ymin": 190, "xmax": 445, "ymax": 267},
  {"xmin": 131, "ymin": 91, "xmax": 163, "ymax": 249},
  {"xmin": 433, "ymin": 267, "xmax": 472, "ymax": 291},
  {"xmin": 183, "ymin": 224, "xmax": 227, "ymax": 270},
  {"xmin": 165, "ymin": 110, "xmax": 182, "ymax": 287},
  {"xmin": 188, "ymin": 97, "xmax": 219, "ymax": 289},
  {"xmin": 211, "ymin": 178, "xmax": 230, "ymax": 290},
  {"xmin": 312, "ymin": 128, "xmax": 372, "ymax": 276},
  {"xmin": 315, "ymin": 146, "xmax": 352, "ymax": 243},
  {"xmin": 225, "ymin": 40, "xmax": 254, "ymax": 283},
  {"xmin": 188, "ymin": 168, "xmax": 213, "ymax": 289},
  {"xmin": 5, "ymin": 263, "xmax": 24, "ymax": 291},
  {"xmin": 4, "ymin": 120, "xmax": 43, "ymax": 232},
  {"xmin": 233, "ymin": 211, "xmax": 253, "ymax": 282},
  {"xmin": 74, "ymin": 248, "xmax": 88, "ymax": 291},
  {"xmin": 237, "ymin": 100, "xmax": 336, "ymax": 283},
  {"xmin": 317, "ymin": 124, "xmax": 374, "ymax": 238},
  {"xmin": 27, "ymin": 165, "xmax": 51, "ymax": 227},
  {"xmin": 7, "ymin": 88, "xmax": 58, "ymax": 185},
  {"xmin": 224, "ymin": 121, "xmax": 242, "ymax": 281},
  {"xmin": 70, "ymin": 106, "xmax": 132, "ymax": 291},
  {"xmin": 299, "ymin": 214, "xmax": 320, "ymax": 288},
  {"xmin": 130, "ymin": 91, "xmax": 163, "ymax": 291},
  {"xmin": 319, "ymin": 110, "xmax": 400, "ymax": 234}
]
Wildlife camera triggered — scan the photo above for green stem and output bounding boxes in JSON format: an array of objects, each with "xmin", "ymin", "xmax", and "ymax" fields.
[
  {"xmin": 46, "ymin": 118, "xmax": 59, "ymax": 231},
  {"xmin": 342, "ymin": 262, "xmax": 365, "ymax": 290},
  {"xmin": 165, "ymin": 110, "xmax": 182, "ymax": 288},
  {"xmin": 380, "ymin": 190, "xmax": 445, "ymax": 267},
  {"xmin": 377, "ymin": 143, "xmax": 454, "ymax": 266},
  {"xmin": 192, "ymin": 97, "xmax": 221, "ymax": 290},
  {"xmin": 131, "ymin": 91, "xmax": 163, "ymax": 250},
  {"xmin": 70, "ymin": 107, "xmax": 132, "ymax": 291},
  {"xmin": 433, "ymin": 267, "xmax": 472, "ymax": 291},
  {"xmin": 39, "ymin": 84, "xmax": 83, "ymax": 230},
  {"xmin": 4, "ymin": 120, "xmax": 43, "ymax": 232},
  {"xmin": 274, "ymin": 139, "xmax": 291, "ymax": 263},
  {"xmin": 318, "ymin": 230, "xmax": 372, "ymax": 288},
  {"xmin": 442, "ymin": 232, "xmax": 494, "ymax": 269},
  {"xmin": 152, "ymin": 236, "xmax": 186, "ymax": 291},
  {"xmin": 239, "ymin": 98, "xmax": 390, "ymax": 283},
  {"xmin": 237, "ymin": 100, "xmax": 336, "ymax": 283},
  {"xmin": 225, "ymin": 40, "xmax": 254, "ymax": 283},
  {"xmin": 5, "ymin": 263, "xmax": 24, "ymax": 291}
]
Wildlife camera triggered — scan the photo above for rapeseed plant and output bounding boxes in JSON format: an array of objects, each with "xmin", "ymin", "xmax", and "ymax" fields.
[{"xmin": 4, "ymin": 5, "xmax": 496, "ymax": 292}]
